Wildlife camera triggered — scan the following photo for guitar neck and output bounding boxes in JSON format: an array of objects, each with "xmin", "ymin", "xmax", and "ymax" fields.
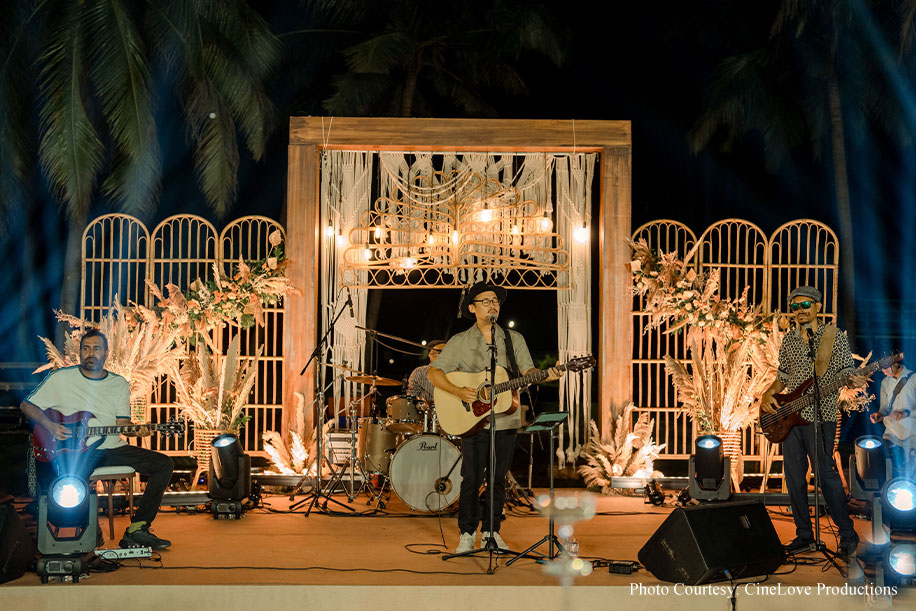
[
  {"xmin": 492, "ymin": 365, "xmax": 562, "ymax": 395},
  {"xmin": 85, "ymin": 423, "xmax": 161, "ymax": 436},
  {"xmin": 785, "ymin": 360, "xmax": 883, "ymax": 415}
]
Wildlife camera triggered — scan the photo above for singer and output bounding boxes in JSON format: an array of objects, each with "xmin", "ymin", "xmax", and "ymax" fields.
[
  {"xmin": 428, "ymin": 281, "xmax": 562, "ymax": 554},
  {"xmin": 760, "ymin": 285, "xmax": 867, "ymax": 558}
]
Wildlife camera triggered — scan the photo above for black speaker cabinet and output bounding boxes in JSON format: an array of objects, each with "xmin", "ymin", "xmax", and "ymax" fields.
[
  {"xmin": 638, "ymin": 500, "xmax": 785, "ymax": 585},
  {"xmin": 0, "ymin": 504, "xmax": 35, "ymax": 584}
]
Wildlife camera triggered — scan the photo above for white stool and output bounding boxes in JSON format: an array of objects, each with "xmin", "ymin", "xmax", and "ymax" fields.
[{"xmin": 89, "ymin": 466, "xmax": 136, "ymax": 540}]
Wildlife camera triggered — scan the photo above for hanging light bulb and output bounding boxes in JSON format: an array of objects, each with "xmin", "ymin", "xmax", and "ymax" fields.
[
  {"xmin": 574, "ymin": 223, "xmax": 590, "ymax": 244},
  {"xmin": 363, "ymin": 248, "xmax": 372, "ymax": 261},
  {"xmin": 479, "ymin": 205, "xmax": 493, "ymax": 223},
  {"xmin": 335, "ymin": 229, "xmax": 347, "ymax": 247},
  {"xmin": 539, "ymin": 215, "xmax": 553, "ymax": 233},
  {"xmin": 324, "ymin": 225, "xmax": 335, "ymax": 238},
  {"xmin": 403, "ymin": 257, "xmax": 416, "ymax": 269},
  {"xmin": 451, "ymin": 230, "xmax": 460, "ymax": 244},
  {"xmin": 373, "ymin": 226, "xmax": 383, "ymax": 240}
]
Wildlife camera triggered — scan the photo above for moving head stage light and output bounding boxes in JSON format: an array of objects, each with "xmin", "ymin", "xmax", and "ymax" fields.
[
  {"xmin": 208, "ymin": 433, "xmax": 251, "ymax": 519},
  {"xmin": 36, "ymin": 475, "xmax": 99, "ymax": 583},
  {"xmin": 688, "ymin": 435, "xmax": 731, "ymax": 501}
]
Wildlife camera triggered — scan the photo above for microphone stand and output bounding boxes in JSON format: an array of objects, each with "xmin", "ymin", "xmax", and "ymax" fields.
[
  {"xmin": 443, "ymin": 316, "xmax": 516, "ymax": 573},
  {"xmin": 803, "ymin": 328, "xmax": 843, "ymax": 576},
  {"xmin": 291, "ymin": 297, "xmax": 353, "ymax": 515}
]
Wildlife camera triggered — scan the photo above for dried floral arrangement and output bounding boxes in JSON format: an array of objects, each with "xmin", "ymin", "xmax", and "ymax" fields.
[
  {"xmin": 263, "ymin": 391, "xmax": 318, "ymax": 475},
  {"xmin": 578, "ymin": 403, "xmax": 665, "ymax": 494},
  {"xmin": 146, "ymin": 230, "xmax": 298, "ymax": 344},
  {"xmin": 630, "ymin": 238, "xmax": 779, "ymax": 433},
  {"xmin": 168, "ymin": 334, "xmax": 262, "ymax": 432},
  {"xmin": 35, "ymin": 296, "xmax": 183, "ymax": 401}
]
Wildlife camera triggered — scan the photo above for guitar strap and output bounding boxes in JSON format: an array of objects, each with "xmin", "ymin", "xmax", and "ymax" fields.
[
  {"xmin": 501, "ymin": 325, "xmax": 520, "ymax": 378},
  {"xmin": 891, "ymin": 372, "xmax": 915, "ymax": 410},
  {"xmin": 501, "ymin": 325, "xmax": 533, "ymax": 410},
  {"xmin": 814, "ymin": 324, "xmax": 838, "ymax": 377}
]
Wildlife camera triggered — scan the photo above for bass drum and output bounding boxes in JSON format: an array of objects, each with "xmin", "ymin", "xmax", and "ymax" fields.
[{"xmin": 389, "ymin": 434, "xmax": 462, "ymax": 512}]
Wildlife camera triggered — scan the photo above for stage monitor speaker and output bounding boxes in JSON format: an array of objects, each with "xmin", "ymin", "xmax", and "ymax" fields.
[
  {"xmin": 0, "ymin": 503, "xmax": 35, "ymax": 584},
  {"xmin": 638, "ymin": 500, "xmax": 784, "ymax": 585}
]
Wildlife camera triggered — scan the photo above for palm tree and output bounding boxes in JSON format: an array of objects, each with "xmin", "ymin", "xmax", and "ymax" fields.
[
  {"xmin": 294, "ymin": 0, "xmax": 567, "ymax": 117},
  {"xmin": 690, "ymin": 1, "xmax": 916, "ymax": 335},
  {"xmin": 0, "ymin": 0, "xmax": 281, "ymax": 329}
]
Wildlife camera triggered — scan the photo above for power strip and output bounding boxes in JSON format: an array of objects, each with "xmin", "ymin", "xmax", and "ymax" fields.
[{"xmin": 95, "ymin": 547, "xmax": 152, "ymax": 559}]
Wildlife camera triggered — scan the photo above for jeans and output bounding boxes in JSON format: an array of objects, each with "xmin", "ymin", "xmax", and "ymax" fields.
[
  {"xmin": 58, "ymin": 444, "xmax": 174, "ymax": 526},
  {"xmin": 458, "ymin": 428, "xmax": 516, "ymax": 534},
  {"xmin": 783, "ymin": 420, "xmax": 857, "ymax": 542}
]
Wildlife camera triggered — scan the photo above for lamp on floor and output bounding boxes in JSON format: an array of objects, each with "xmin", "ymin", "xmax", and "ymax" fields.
[{"xmin": 36, "ymin": 475, "xmax": 98, "ymax": 583}]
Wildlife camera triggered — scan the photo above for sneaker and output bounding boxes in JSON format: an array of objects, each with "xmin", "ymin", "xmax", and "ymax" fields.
[
  {"xmin": 839, "ymin": 534, "xmax": 860, "ymax": 559},
  {"xmin": 481, "ymin": 531, "xmax": 510, "ymax": 552},
  {"xmin": 120, "ymin": 525, "xmax": 171, "ymax": 550},
  {"xmin": 783, "ymin": 537, "xmax": 814, "ymax": 554},
  {"xmin": 455, "ymin": 531, "xmax": 477, "ymax": 554}
]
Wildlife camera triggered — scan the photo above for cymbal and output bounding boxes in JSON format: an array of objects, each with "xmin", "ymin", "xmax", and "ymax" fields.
[
  {"xmin": 319, "ymin": 362, "xmax": 361, "ymax": 374},
  {"xmin": 346, "ymin": 375, "xmax": 402, "ymax": 387}
]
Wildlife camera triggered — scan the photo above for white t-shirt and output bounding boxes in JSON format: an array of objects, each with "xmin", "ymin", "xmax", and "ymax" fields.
[{"xmin": 27, "ymin": 366, "xmax": 130, "ymax": 450}]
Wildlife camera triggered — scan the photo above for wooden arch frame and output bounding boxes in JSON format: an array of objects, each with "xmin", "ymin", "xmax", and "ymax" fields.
[{"xmin": 284, "ymin": 117, "xmax": 632, "ymax": 437}]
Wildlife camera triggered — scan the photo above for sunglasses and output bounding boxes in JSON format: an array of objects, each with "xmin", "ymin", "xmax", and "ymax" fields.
[{"xmin": 789, "ymin": 301, "xmax": 815, "ymax": 312}]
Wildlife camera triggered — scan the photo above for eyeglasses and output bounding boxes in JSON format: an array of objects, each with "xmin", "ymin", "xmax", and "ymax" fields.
[
  {"xmin": 473, "ymin": 298, "xmax": 500, "ymax": 306},
  {"xmin": 789, "ymin": 301, "xmax": 814, "ymax": 312},
  {"xmin": 428, "ymin": 349, "xmax": 442, "ymax": 354}
]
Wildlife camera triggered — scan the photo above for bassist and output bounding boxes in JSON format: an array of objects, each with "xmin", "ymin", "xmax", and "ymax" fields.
[
  {"xmin": 428, "ymin": 282, "xmax": 562, "ymax": 554},
  {"xmin": 760, "ymin": 286, "xmax": 866, "ymax": 558},
  {"xmin": 20, "ymin": 330, "xmax": 174, "ymax": 550}
]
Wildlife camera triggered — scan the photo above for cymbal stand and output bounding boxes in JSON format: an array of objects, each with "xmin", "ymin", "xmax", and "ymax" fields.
[
  {"xmin": 324, "ymin": 387, "xmax": 377, "ymax": 502},
  {"xmin": 287, "ymin": 375, "xmax": 339, "ymax": 500},
  {"xmin": 291, "ymin": 294, "xmax": 353, "ymax": 516}
]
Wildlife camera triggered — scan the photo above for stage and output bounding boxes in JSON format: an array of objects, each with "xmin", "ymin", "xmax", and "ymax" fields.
[{"xmin": 3, "ymin": 490, "xmax": 911, "ymax": 610}]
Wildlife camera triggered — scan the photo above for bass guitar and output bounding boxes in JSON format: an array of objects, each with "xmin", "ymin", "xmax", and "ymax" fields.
[
  {"xmin": 32, "ymin": 408, "xmax": 185, "ymax": 462},
  {"xmin": 759, "ymin": 352, "xmax": 902, "ymax": 444},
  {"xmin": 434, "ymin": 355, "xmax": 596, "ymax": 437}
]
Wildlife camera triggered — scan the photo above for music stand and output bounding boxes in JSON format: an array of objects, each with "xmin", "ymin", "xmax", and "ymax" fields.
[{"xmin": 507, "ymin": 411, "xmax": 568, "ymax": 565}]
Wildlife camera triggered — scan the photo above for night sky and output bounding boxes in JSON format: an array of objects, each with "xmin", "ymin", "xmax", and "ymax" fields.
[{"xmin": 3, "ymin": 2, "xmax": 913, "ymax": 402}]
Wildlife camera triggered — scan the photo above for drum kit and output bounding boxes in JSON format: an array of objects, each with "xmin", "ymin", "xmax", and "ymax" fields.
[{"xmin": 325, "ymin": 367, "xmax": 463, "ymax": 513}]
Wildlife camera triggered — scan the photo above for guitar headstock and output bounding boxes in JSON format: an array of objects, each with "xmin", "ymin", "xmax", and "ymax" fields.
[
  {"xmin": 160, "ymin": 418, "xmax": 186, "ymax": 437},
  {"xmin": 565, "ymin": 355, "xmax": 597, "ymax": 372},
  {"xmin": 876, "ymin": 352, "xmax": 904, "ymax": 371}
]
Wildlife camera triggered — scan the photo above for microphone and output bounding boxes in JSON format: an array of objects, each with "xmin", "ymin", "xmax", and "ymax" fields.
[
  {"xmin": 488, "ymin": 314, "xmax": 497, "ymax": 324},
  {"xmin": 456, "ymin": 286, "xmax": 467, "ymax": 319},
  {"xmin": 345, "ymin": 287, "xmax": 354, "ymax": 318}
]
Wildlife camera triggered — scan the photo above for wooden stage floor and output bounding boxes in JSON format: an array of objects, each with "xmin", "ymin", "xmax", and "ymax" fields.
[{"xmin": 3, "ymin": 489, "xmax": 913, "ymax": 610}]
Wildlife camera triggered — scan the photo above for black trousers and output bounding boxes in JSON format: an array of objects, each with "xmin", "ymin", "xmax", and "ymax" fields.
[
  {"xmin": 58, "ymin": 444, "xmax": 174, "ymax": 527},
  {"xmin": 782, "ymin": 420, "xmax": 856, "ymax": 542},
  {"xmin": 458, "ymin": 428, "xmax": 516, "ymax": 534}
]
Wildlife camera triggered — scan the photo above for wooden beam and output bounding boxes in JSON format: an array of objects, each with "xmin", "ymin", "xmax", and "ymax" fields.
[
  {"xmin": 598, "ymin": 146, "xmax": 633, "ymax": 432},
  {"xmin": 283, "ymin": 144, "xmax": 319, "ymax": 438},
  {"xmin": 290, "ymin": 117, "xmax": 631, "ymax": 150}
]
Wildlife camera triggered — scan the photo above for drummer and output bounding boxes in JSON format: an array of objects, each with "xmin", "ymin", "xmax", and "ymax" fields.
[{"xmin": 406, "ymin": 339, "xmax": 447, "ymax": 404}]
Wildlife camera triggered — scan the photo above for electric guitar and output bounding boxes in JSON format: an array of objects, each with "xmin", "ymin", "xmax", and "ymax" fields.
[
  {"xmin": 32, "ymin": 408, "xmax": 185, "ymax": 462},
  {"xmin": 434, "ymin": 355, "xmax": 596, "ymax": 437},
  {"xmin": 759, "ymin": 352, "xmax": 902, "ymax": 444}
]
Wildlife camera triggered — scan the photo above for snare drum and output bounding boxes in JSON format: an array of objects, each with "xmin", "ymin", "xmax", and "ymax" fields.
[
  {"xmin": 357, "ymin": 418, "xmax": 397, "ymax": 474},
  {"xmin": 389, "ymin": 434, "xmax": 462, "ymax": 512},
  {"xmin": 385, "ymin": 395, "xmax": 426, "ymax": 434}
]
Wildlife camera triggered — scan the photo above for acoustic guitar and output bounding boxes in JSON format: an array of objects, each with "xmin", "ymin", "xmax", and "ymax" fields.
[{"xmin": 434, "ymin": 355, "xmax": 596, "ymax": 437}]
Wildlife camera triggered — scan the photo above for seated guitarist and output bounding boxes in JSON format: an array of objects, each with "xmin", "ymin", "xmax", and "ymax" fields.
[
  {"xmin": 760, "ymin": 286, "xmax": 866, "ymax": 558},
  {"xmin": 428, "ymin": 282, "xmax": 561, "ymax": 555},
  {"xmin": 20, "ymin": 329, "xmax": 174, "ymax": 550}
]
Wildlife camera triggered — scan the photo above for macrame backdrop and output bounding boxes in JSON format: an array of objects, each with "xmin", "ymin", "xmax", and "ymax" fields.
[
  {"xmin": 320, "ymin": 150, "xmax": 595, "ymax": 463},
  {"xmin": 555, "ymin": 154, "xmax": 597, "ymax": 464},
  {"xmin": 320, "ymin": 151, "xmax": 372, "ymax": 416}
]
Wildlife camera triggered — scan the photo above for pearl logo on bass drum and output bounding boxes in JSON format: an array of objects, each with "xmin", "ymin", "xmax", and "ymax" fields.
[{"xmin": 417, "ymin": 440, "xmax": 439, "ymax": 451}]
